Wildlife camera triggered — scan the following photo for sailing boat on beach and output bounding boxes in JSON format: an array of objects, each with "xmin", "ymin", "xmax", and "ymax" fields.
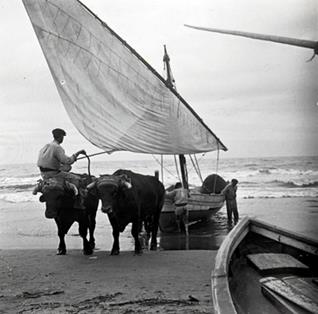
[
  {"xmin": 23, "ymin": 0, "xmax": 227, "ymax": 231},
  {"xmin": 160, "ymin": 45, "xmax": 226, "ymax": 231}
]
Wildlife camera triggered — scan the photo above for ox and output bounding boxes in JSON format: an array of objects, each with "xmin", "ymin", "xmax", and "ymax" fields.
[
  {"xmin": 35, "ymin": 175, "xmax": 99, "ymax": 255},
  {"xmin": 87, "ymin": 169, "xmax": 165, "ymax": 255}
]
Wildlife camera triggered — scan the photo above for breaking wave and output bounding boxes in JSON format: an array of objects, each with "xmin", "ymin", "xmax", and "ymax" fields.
[
  {"xmin": 0, "ymin": 192, "xmax": 38, "ymax": 203},
  {"xmin": 0, "ymin": 183, "xmax": 35, "ymax": 191},
  {"xmin": 272, "ymin": 180, "xmax": 318, "ymax": 188},
  {"xmin": 0, "ymin": 156, "xmax": 317, "ymax": 203}
]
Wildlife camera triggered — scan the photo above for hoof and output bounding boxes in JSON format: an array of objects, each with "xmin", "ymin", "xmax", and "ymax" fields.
[
  {"xmin": 56, "ymin": 249, "xmax": 66, "ymax": 255},
  {"xmin": 110, "ymin": 250, "xmax": 119, "ymax": 256},
  {"xmin": 83, "ymin": 248, "xmax": 93, "ymax": 255},
  {"xmin": 134, "ymin": 249, "xmax": 143, "ymax": 256},
  {"xmin": 150, "ymin": 241, "xmax": 157, "ymax": 250}
]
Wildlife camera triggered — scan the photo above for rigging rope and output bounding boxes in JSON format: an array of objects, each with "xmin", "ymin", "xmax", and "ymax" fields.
[
  {"xmin": 189, "ymin": 154, "xmax": 203, "ymax": 184},
  {"xmin": 213, "ymin": 143, "xmax": 220, "ymax": 193},
  {"xmin": 194, "ymin": 155, "xmax": 203, "ymax": 182},
  {"xmin": 216, "ymin": 144, "xmax": 220, "ymax": 174},
  {"xmin": 151, "ymin": 154, "xmax": 179, "ymax": 181},
  {"xmin": 161, "ymin": 155, "xmax": 164, "ymax": 185},
  {"xmin": 174, "ymin": 155, "xmax": 182, "ymax": 183}
]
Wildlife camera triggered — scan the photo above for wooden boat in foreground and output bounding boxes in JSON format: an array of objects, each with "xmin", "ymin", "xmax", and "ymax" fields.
[{"xmin": 212, "ymin": 217, "xmax": 318, "ymax": 314}]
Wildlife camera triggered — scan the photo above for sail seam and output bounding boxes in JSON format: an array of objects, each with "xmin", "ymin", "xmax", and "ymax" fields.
[
  {"xmin": 76, "ymin": 0, "xmax": 227, "ymax": 151},
  {"xmin": 24, "ymin": 0, "xmax": 228, "ymax": 154}
]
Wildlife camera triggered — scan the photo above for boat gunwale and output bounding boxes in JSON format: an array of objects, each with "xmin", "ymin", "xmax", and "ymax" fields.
[
  {"xmin": 211, "ymin": 216, "xmax": 249, "ymax": 314},
  {"xmin": 211, "ymin": 217, "xmax": 318, "ymax": 314},
  {"xmin": 162, "ymin": 192, "xmax": 224, "ymax": 211}
]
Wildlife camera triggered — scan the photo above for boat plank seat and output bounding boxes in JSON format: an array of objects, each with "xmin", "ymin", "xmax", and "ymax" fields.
[
  {"xmin": 261, "ymin": 286, "xmax": 308, "ymax": 314},
  {"xmin": 247, "ymin": 253, "xmax": 309, "ymax": 275},
  {"xmin": 283, "ymin": 276, "xmax": 318, "ymax": 301},
  {"xmin": 260, "ymin": 276, "xmax": 318, "ymax": 313}
]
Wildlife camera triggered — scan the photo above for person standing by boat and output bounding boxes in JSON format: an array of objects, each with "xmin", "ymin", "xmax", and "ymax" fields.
[
  {"xmin": 221, "ymin": 179, "xmax": 239, "ymax": 224},
  {"xmin": 166, "ymin": 182, "xmax": 189, "ymax": 235}
]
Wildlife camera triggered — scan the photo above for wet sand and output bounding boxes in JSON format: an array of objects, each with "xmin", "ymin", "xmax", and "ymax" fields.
[
  {"xmin": 238, "ymin": 197, "xmax": 318, "ymax": 241},
  {"xmin": 0, "ymin": 249, "xmax": 216, "ymax": 313},
  {"xmin": 0, "ymin": 197, "xmax": 317, "ymax": 313},
  {"xmin": 1, "ymin": 197, "xmax": 317, "ymax": 251}
]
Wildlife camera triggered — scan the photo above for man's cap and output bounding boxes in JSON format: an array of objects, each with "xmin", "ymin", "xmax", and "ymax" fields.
[{"xmin": 52, "ymin": 128, "xmax": 66, "ymax": 137}]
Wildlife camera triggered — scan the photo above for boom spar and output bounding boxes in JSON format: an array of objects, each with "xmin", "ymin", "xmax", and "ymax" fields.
[{"xmin": 185, "ymin": 24, "xmax": 318, "ymax": 61}]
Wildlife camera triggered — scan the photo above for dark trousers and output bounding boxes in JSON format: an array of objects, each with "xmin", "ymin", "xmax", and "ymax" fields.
[
  {"xmin": 174, "ymin": 205, "xmax": 189, "ymax": 234},
  {"xmin": 226, "ymin": 199, "xmax": 239, "ymax": 223}
]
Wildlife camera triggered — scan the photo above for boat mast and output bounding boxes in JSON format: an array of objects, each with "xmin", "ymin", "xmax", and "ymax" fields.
[{"xmin": 163, "ymin": 45, "xmax": 189, "ymax": 189}]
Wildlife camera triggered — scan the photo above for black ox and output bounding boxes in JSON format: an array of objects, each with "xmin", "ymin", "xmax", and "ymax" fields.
[
  {"xmin": 87, "ymin": 169, "xmax": 165, "ymax": 255},
  {"xmin": 35, "ymin": 175, "xmax": 99, "ymax": 255}
]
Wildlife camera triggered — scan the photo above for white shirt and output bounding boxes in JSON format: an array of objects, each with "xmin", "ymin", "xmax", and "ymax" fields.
[
  {"xmin": 166, "ymin": 188, "xmax": 188, "ymax": 205},
  {"xmin": 37, "ymin": 140, "xmax": 76, "ymax": 170}
]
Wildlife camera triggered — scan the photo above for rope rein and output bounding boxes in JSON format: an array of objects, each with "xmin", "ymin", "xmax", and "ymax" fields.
[{"xmin": 84, "ymin": 153, "xmax": 91, "ymax": 179}]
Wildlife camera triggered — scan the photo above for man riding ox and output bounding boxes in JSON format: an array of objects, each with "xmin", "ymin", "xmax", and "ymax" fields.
[
  {"xmin": 32, "ymin": 129, "xmax": 99, "ymax": 255},
  {"xmin": 37, "ymin": 128, "xmax": 85, "ymax": 178},
  {"xmin": 87, "ymin": 169, "xmax": 165, "ymax": 255},
  {"xmin": 33, "ymin": 128, "xmax": 87, "ymax": 208}
]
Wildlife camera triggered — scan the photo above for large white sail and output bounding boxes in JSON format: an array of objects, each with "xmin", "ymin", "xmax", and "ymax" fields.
[{"xmin": 23, "ymin": 0, "xmax": 227, "ymax": 155}]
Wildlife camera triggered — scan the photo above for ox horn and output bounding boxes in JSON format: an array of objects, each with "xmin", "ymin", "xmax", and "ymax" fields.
[
  {"xmin": 87, "ymin": 180, "xmax": 96, "ymax": 190},
  {"xmin": 120, "ymin": 175, "xmax": 132, "ymax": 189},
  {"xmin": 65, "ymin": 182, "xmax": 78, "ymax": 196},
  {"xmin": 124, "ymin": 181, "xmax": 132, "ymax": 189}
]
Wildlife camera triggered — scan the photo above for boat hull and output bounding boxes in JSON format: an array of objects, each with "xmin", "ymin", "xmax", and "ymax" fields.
[
  {"xmin": 211, "ymin": 217, "xmax": 318, "ymax": 314},
  {"xmin": 159, "ymin": 192, "xmax": 224, "ymax": 232}
]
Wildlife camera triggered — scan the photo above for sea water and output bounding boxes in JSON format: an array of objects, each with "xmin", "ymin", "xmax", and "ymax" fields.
[
  {"xmin": 0, "ymin": 155, "xmax": 317, "ymax": 250},
  {"xmin": 1, "ymin": 155, "xmax": 317, "ymax": 203}
]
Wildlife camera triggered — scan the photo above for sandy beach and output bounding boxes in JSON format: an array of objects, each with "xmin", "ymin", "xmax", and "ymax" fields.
[
  {"xmin": 0, "ymin": 249, "xmax": 216, "ymax": 313},
  {"xmin": 0, "ymin": 197, "xmax": 317, "ymax": 313},
  {"xmin": 0, "ymin": 0, "xmax": 316, "ymax": 312}
]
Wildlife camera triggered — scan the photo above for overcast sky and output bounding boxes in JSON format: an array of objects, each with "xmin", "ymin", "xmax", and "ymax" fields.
[{"xmin": 0, "ymin": 0, "xmax": 317, "ymax": 165}]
